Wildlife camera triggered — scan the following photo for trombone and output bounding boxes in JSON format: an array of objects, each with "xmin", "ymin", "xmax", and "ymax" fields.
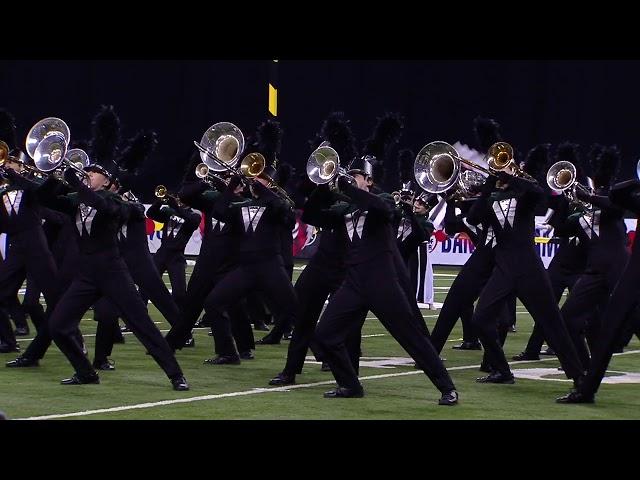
[
  {"xmin": 0, "ymin": 141, "xmax": 45, "ymax": 178},
  {"xmin": 546, "ymin": 160, "xmax": 593, "ymax": 210},
  {"xmin": 240, "ymin": 153, "xmax": 295, "ymax": 206}
]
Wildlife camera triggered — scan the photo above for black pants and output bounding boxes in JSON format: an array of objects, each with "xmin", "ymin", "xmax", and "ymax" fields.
[
  {"xmin": 22, "ymin": 274, "xmax": 46, "ymax": 331},
  {"xmin": 0, "ymin": 234, "xmax": 59, "ymax": 350},
  {"xmin": 204, "ymin": 257, "xmax": 297, "ymax": 358},
  {"xmin": 93, "ymin": 297, "xmax": 123, "ymax": 364},
  {"xmin": 22, "ymin": 248, "xmax": 79, "ymax": 360},
  {"xmin": 282, "ymin": 264, "xmax": 345, "ymax": 375},
  {"xmin": 262, "ymin": 262, "xmax": 295, "ymax": 340},
  {"xmin": 431, "ymin": 249, "xmax": 495, "ymax": 353},
  {"xmin": 393, "ymin": 248, "xmax": 431, "ymax": 338},
  {"xmin": 524, "ymin": 260, "xmax": 581, "ymax": 355},
  {"xmin": 143, "ymin": 248, "xmax": 187, "ymax": 313},
  {"xmin": 472, "ymin": 257, "xmax": 584, "ymax": 380},
  {"xmin": 48, "ymin": 252, "xmax": 182, "ymax": 380},
  {"xmin": 315, "ymin": 255, "xmax": 455, "ymax": 393},
  {"xmin": 561, "ymin": 262, "xmax": 626, "ymax": 370},
  {"xmin": 128, "ymin": 251, "xmax": 182, "ymax": 327},
  {"xmin": 6, "ymin": 294, "xmax": 27, "ymax": 330},
  {"xmin": 165, "ymin": 252, "xmax": 253, "ymax": 353},
  {"xmin": 244, "ymin": 296, "xmax": 272, "ymax": 327},
  {"xmin": 581, "ymin": 255, "xmax": 640, "ymax": 396},
  {"xmin": 480, "ymin": 295, "xmax": 516, "ymax": 370}
]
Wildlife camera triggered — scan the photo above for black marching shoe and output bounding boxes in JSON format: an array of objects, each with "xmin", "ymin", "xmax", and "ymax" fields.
[
  {"xmin": 320, "ymin": 362, "xmax": 331, "ymax": 372},
  {"xmin": 239, "ymin": 350, "xmax": 255, "ymax": 360},
  {"xmin": 512, "ymin": 351, "xmax": 540, "ymax": 361},
  {"xmin": 556, "ymin": 390, "xmax": 594, "ymax": 404},
  {"xmin": 452, "ymin": 341, "xmax": 482, "ymax": 350},
  {"xmin": 6, "ymin": 356, "xmax": 38, "ymax": 368},
  {"xmin": 438, "ymin": 390, "xmax": 459, "ymax": 406},
  {"xmin": 269, "ymin": 372, "xmax": 296, "ymax": 386},
  {"xmin": 0, "ymin": 343, "xmax": 20, "ymax": 354},
  {"xmin": 93, "ymin": 359, "xmax": 116, "ymax": 371},
  {"xmin": 171, "ymin": 376, "xmax": 190, "ymax": 391},
  {"xmin": 323, "ymin": 386, "xmax": 365, "ymax": 398},
  {"xmin": 194, "ymin": 318, "xmax": 211, "ymax": 328},
  {"xmin": 479, "ymin": 361, "xmax": 493, "ymax": 373},
  {"xmin": 14, "ymin": 327, "xmax": 29, "ymax": 336},
  {"xmin": 476, "ymin": 371, "xmax": 515, "ymax": 384},
  {"xmin": 283, "ymin": 330, "xmax": 293, "ymax": 340},
  {"xmin": 540, "ymin": 347, "xmax": 556, "ymax": 356},
  {"xmin": 203, "ymin": 355, "xmax": 241, "ymax": 365},
  {"xmin": 183, "ymin": 337, "xmax": 195, "ymax": 348},
  {"xmin": 254, "ymin": 321, "xmax": 270, "ymax": 332},
  {"xmin": 61, "ymin": 372, "xmax": 100, "ymax": 385},
  {"xmin": 256, "ymin": 335, "xmax": 280, "ymax": 345}
]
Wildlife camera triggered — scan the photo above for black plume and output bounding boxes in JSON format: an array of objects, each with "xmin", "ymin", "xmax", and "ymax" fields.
[
  {"xmin": 117, "ymin": 130, "xmax": 158, "ymax": 173},
  {"xmin": 398, "ymin": 149, "xmax": 415, "ymax": 185},
  {"xmin": 0, "ymin": 109, "xmax": 17, "ymax": 151},
  {"xmin": 276, "ymin": 162, "xmax": 295, "ymax": 189},
  {"xmin": 361, "ymin": 112, "xmax": 403, "ymax": 160},
  {"xmin": 473, "ymin": 116, "xmax": 502, "ymax": 153},
  {"xmin": 523, "ymin": 143, "xmax": 551, "ymax": 180},
  {"xmin": 318, "ymin": 112, "xmax": 358, "ymax": 162},
  {"xmin": 593, "ymin": 145, "xmax": 621, "ymax": 188},
  {"xmin": 256, "ymin": 119, "xmax": 283, "ymax": 165},
  {"xmin": 89, "ymin": 105, "xmax": 121, "ymax": 165}
]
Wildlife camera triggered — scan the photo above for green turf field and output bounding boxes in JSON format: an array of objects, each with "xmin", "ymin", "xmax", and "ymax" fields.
[{"xmin": 1, "ymin": 263, "xmax": 639, "ymax": 420}]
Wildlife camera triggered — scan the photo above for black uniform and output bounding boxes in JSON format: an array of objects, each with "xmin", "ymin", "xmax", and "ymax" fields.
[
  {"xmin": 558, "ymin": 188, "xmax": 629, "ymax": 369},
  {"xmin": 522, "ymin": 194, "xmax": 588, "ymax": 357},
  {"xmin": 575, "ymin": 180, "xmax": 640, "ymax": 398},
  {"xmin": 313, "ymin": 180, "xmax": 455, "ymax": 396},
  {"xmin": 37, "ymin": 172, "xmax": 184, "ymax": 384},
  {"xmin": 164, "ymin": 182, "xmax": 254, "ymax": 355},
  {"xmin": 93, "ymin": 199, "xmax": 184, "ymax": 366},
  {"xmin": 144, "ymin": 197, "xmax": 201, "ymax": 312},
  {"xmin": 0, "ymin": 171, "xmax": 60, "ymax": 351},
  {"xmin": 431, "ymin": 198, "xmax": 514, "ymax": 353},
  {"xmin": 467, "ymin": 174, "xmax": 584, "ymax": 382},
  {"xmin": 201, "ymin": 178, "xmax": 297, "ymax": 360},
  {"xmin": 273, "ymin": 187, "xmax": 355, "ymax": 380}
]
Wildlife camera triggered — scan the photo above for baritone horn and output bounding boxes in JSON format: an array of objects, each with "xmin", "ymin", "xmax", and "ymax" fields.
[
  {"xmin": 414, "ymin": 141, "xmax": 489, "ymax": 195},
  {"xmin": 306, "ymin": 143, "xmax": 356, "ymax": 187},
  {"xmin": 193, "ymin": 122, "xmax": 245, "ymax": 173}
]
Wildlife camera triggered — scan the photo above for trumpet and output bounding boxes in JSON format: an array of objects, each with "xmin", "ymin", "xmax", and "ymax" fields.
[
  {"xmin": 195, "ymin": 163, "xmax": 227, "ymax": 189},
  {"xmin": 154, "ymin": 185, "xmax": 178, "ymax": 201},
  {"xmin": 240, "ymin": 153, "xmax": 295, "ymax": 206},
  {"xmin": 306, "ymin": 143, "xmax": 356, "ymax": 188},
  {"xmin": 546, "ymin": 160, "xmax": 593, "ymax": 210},
  {"xmin": 392, "ymin": 182, "xmax": 416, "ymax": 206}
]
